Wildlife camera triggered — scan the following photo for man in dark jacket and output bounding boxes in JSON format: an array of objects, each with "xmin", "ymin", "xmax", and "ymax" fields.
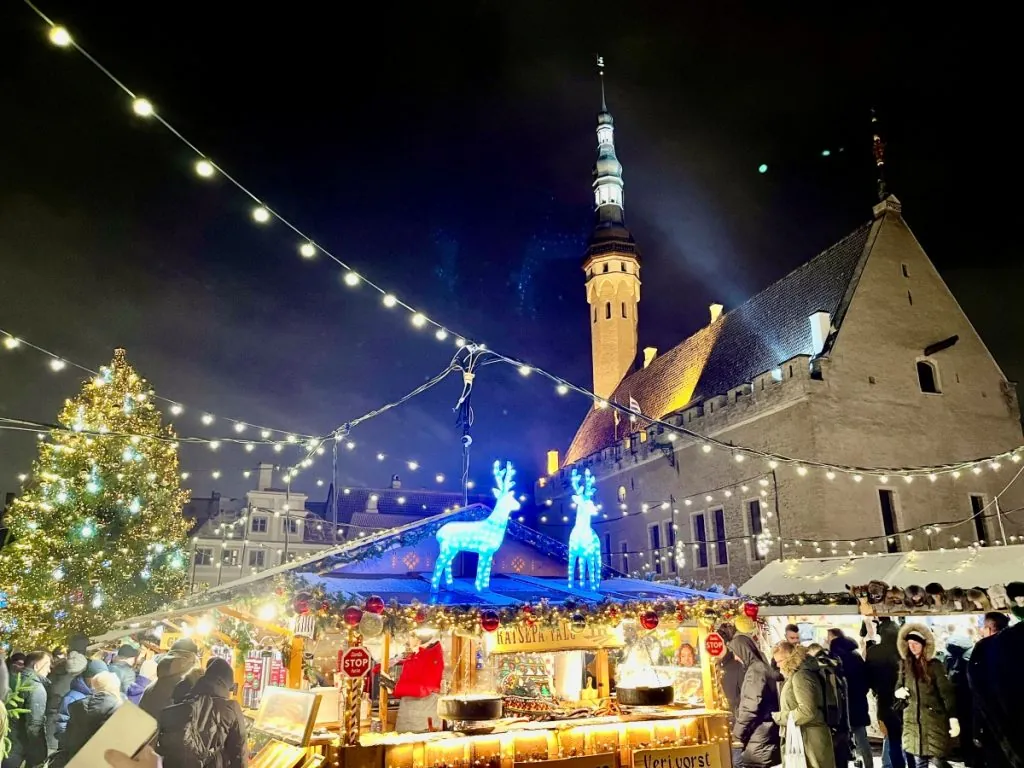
[
  {"xmin": 969, "ymin": 589, "xmax": 1024, "ymax": 768},
  {"xmin": 45, "ymin": 637, "xmax": 90, "ymax": 754},
  {"xmin": 139, "ymin": 639, "xmax": 202, "ymax": 719},
  {"xmin": 866, "ymin": 618, "xmax": 905, "ymax": 768},
  {"xmin": 109, "ymin": 645, "xmax": 139, "ymax": 695},
  {"xmin": 53, "ymin": 658, "xmax": 109, "ymax": 748},
  {"xmin": 158, "ymin": 658, "xmax": 247, "ymax": 768},
  {"xmin": 3, "ymin": 650, "xmax": 51, "ymax": 768},
  {"xmin": 729, "ymin": 635, "xmax": 780, "ymax": 768},
  {"xmin": 829, "ymin": 630, "xmax": 872, "ymax": 768}
]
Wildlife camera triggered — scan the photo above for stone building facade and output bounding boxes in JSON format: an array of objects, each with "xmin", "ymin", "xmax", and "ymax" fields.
[{"xmin": 535, "ymin": 97, "xmax": 1024, "ymax": 586}]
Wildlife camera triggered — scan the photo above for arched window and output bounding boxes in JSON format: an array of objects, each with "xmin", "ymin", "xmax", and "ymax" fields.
[
  {"xmin": 917, "ymin": 360, "xmax": 940, "ymax": 393},
  {"xmin": 605, "ymin": 302, "xmax": 612, "ymax": 320},
  {"xmin": 621, "ymin": 302, "xmax": 627, "ymax": 318},
  {"xmin": 617, "ymin": 486, "xmax": 627, "ymax": 503}
]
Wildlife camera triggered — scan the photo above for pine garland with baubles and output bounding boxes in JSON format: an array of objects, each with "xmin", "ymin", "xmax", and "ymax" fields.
[{"xmin": 0, "ymin": 349, "xmax": 191, "ymax": 646}]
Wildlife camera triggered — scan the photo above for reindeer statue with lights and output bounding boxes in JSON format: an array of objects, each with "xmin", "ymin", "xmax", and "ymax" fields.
[
  {"xmin": 568, "ymin": 467, "xmax": 602, "ymax": 591},
  {"xmin": 431, "ymin": 460, "xmax": 520, "ymax": 593}
]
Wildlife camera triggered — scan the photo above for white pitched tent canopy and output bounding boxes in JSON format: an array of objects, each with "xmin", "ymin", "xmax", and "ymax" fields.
[{"xmin": 740, "ymin": 544, "xmax": 1024, "ymax": 615}]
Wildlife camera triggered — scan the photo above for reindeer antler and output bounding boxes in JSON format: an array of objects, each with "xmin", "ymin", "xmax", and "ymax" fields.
[
  {"xmin": 570, "ymin": 468, "xmax": 584, "ymax": 496},
  {"xmin": 492, "ymin": 460, "xmax": 516, "ymax": 499},
  {"xmin": 584, "ymin": 468, "xmax": 596, "ymax": 501}
]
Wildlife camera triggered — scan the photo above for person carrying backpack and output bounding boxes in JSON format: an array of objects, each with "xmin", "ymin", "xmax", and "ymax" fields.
[
  {"xmin": 808, "ymin": 643, "xmax": 851, "ymax": 766},
  {"xmin": 157, "ymin": 658, "xmax": 247, "ymax": 768},
  {"xmin": 771, "ymin": 642, "xmax": 835, "ymax": 768}
]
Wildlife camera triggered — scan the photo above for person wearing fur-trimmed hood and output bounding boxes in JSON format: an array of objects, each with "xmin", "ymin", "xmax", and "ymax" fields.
[{"xmin": 896, "ymin": 623, "xmax": 957, "ymax": 767}]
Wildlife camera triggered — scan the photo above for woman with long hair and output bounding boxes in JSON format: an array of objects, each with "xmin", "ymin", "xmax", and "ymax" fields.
[
  {"xmin": 896, "ymin": 623, "xmax": 957, "ymax": 768},
  {"xmin": 771, "ymin": 642, "xmax": 835, "ymax": 768}
]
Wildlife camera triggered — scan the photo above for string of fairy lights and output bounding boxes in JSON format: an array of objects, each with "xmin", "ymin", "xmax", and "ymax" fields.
[{"xmin": 16, "ymin": 4, "xmax": 1024, "ymax": 488}]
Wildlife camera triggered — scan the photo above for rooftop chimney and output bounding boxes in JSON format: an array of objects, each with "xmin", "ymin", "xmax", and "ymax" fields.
[
  {"xmin": 809, "ymin": 311, "xmax": 831, "ymax": 356},
  {"xmin": 257, "ymin": 462, "xmax": 273, "ymax": 491},
  {"xmin": 390, "ymin": 474, "xmax": 401, "ymax": 489},
  {"xmin": 710, "ymin": 303, "xmax": 724, "ymax": 324},
  {"xmin": 643, "ymin": 347, "xmax": 658, "ymax": 368}
]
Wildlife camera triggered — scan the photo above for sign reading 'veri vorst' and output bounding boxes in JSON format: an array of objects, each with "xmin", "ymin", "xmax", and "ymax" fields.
[{"xmin": 633, "ymin": 745, "xmax": 721, "ymax": 768}]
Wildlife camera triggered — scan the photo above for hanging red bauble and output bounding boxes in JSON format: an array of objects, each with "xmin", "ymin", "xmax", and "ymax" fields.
[
  {"xmin": 743, "ymin": 602, "xmax": 759, "ymax": 620},
  {"xmin": 414, "ymin": 608, "xmax": 427, "ymax": 624},
  {"xmin": 522, "ymin": 604, "xmax": 534, "ymax": 626},
  {"xmin": 640, "ymin": 610, "xmax": 660, "ymax": 631},
  {"xmin": 480, "ymin": 610, "xmax": 500, "ymax": 632},
  {"xmin": 607, "ymin": 605, "xmax": 621, "ymax": 626},
  {"xmin": 365, "ymin": 595, "xmax": 385, "ymax": 615},
  {"xmin": 319, "ymin": 600, "xmax": 331, "ymax": 615},
  {"xmin": 343, "ymin": 606, "xmax": 363, "ymax": 627},
  {"xmin": 293, "ymin": 593, "xmax": 311, "ymax": 615}
]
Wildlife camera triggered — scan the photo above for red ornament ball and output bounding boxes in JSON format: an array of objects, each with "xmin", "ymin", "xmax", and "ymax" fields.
[
  {"xmin": 480, "ymin": 610, "xmax": 500, "ymax": 632},
  {"xmin": 640, "ymin": 610, "xmax": 660, "ymax": 631},
  {"xmin": 743, "ymin": 602, "xmax": 759, "ymax": 620},
  {"xmin": 343, "ymin": 606, "xmax": 363, "ymax": 627},
  {"xmin": 365, "ymin": 595, "xmax": 386, "ymax": 615},
  {"xmin": 293, "ymin": 594, "xmax": 311, "ymax": 615},
  {"xmin": 414, "ymin": 608, "xmax": 427, "ymax": 624},
  {"xmin": 319, "ymin": 600, "xmax": 331, "ymax": 614}
]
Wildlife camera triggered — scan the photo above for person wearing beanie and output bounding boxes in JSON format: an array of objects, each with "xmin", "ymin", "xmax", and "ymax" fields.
[
  {"xmin": 139, "ymin": 641, "xmax": 202, "ymax": 719},
  {"xmin": 51, "ymin": 671, "xmax": 123, "ymax": 768},
  {"xmin": 158, "ymin": 657, "xmax": 247, "ymax": 768},
  {"xmin": 45, "ymin": 640, "xmax": 91, "ymax": 754},
  {"xmin": 895, "ymin": 623, "xmax": 957, "ymax": 767},
  {"xmin": 52, "ymin": 658, "xmax": 109, "ymax": 747},
  {"xmin": 109, "ymin": 644, "xmax": 139, "ymax": 695}
]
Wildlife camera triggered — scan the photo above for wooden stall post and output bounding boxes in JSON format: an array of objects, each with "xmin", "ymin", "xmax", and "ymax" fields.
[
  {"xmin": 289, "ymin": 635, "xmax": 305, "ymax": 690},
  {"xmin": 343, "ymin": 627, "xmax": 363, "ymax": 746},
  {"xmin": 379, "ymin": 632, "xmax": 391, "ymax": 732},
  {"xmin": 594, "ymin": 649, "xmax": 610, "ymax": 698},
  {"xmin": 696, "ymin": 622, "xmax": 716, "ymax": 710}
]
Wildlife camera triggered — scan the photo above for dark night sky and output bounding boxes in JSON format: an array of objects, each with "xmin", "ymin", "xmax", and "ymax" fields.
[{"xmin": 1, "ymin": 2, "xmax": 1021, "ymax": 501}]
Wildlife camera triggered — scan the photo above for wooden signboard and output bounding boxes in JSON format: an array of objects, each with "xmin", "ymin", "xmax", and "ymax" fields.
[
  {"xmin": 633, "ymin": 744, "xmax": 722, "ymax": 768},
  {"xmin": 493, "ymin": 619, "xmax": 624, "ymax": 654}
]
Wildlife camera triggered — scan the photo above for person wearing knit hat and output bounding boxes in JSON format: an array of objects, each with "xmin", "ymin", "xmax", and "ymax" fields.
[
  {"xmin": 139, "ymin": 640, "xmax": 201, "ymax": 719},
  {"xmin": 895, "ymin": 623, "xmax": 957, "ymax": 766},
  {"xmin": 158, "ymin": 657, "xmax": 247, "ymax": 768},
  {"xmin": 109, "ymin": 645, "xmax": 139, "ymax": 696},
  {"xmin": 52, "ymin": 659, "xmax": 109, "ymax": 747}
]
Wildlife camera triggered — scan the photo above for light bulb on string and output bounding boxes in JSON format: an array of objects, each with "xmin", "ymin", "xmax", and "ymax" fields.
[
  {"xmin": 169, "ymin": 404, "xmax": 183, "ymax": 416},
  {"xmin": 48, "ymin": 25, "xmax": 72, "ymax": 46},
  {"xmin": 3, "ymin": 336, "xmax": 20, "ymax": 350},
  {"xmin": 252, "ymin": 206, "xmax": 271, "ymax": 223},
  {"xmin": 382, "ymin": 294, "xmax": 397, "ymax": 308},
  {"xmin": 556, "ymin": 383, "xmax": 569, "ymax": 395},
  {"xmin": 201, "ymin": 414, "xmax": 214, "ymax": 425},
  {"xmin": 49, "ymin": 358, "xmax": 66, "ymax": 371},
  {"xmin": 343, "ymin": 271, "xmax": 360, "ymax": 286},
  {"xmin": 435, "ymin": 473, "xmax": 445, "ymax": 483},
  {"xmin": 299, "ymin": 242, "xmax": 316, "ymax": 258},
  {"xmin": 519, "ymin": 365, "xmax": 532, "ymax": 376},
  {"xmin": 195, "ymin": 159, "xmax": 215, "ymax": 178},
  {"xmin": 455, "ymin": 338, "xmax": 466, "ymax": 348},
  {"xmin": 132, "ymin": 98, "xmax": 154, "ymax": 117},
  {"xmin": 435, "ymin": 328, "xmax": 448, "ymax": 341},
  {"xmin": 260, "ymin": 429, "xmax": 271, "ymax": 439},
  {"xmin": 411, "ymin": 313, "xmax": 427, "ymax": 328}
]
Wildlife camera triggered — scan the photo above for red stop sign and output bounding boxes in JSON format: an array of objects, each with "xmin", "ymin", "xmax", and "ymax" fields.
[
  {"xmin": 341, "ymin": 647, "xmax": 372, "ymax": 678},
  {"xmin": 705, "ymin": 632, "xmax": 726, "ymax": 658}
]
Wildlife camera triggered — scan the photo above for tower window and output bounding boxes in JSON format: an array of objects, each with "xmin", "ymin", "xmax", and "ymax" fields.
[
  {"xmin": 605, "ymin": 302, "xmax": 611, "ymax": 320},
  {"xmin": 603, "ymin": 263, "xmax": 609, "ymax": 273},
  {"xmin": 917, "ymin": 360, "xmax": 940, "ymax": 393},
  {"xmin": 593, "ymin": 307, "xmax": 597, "ymax": 324},
  {"xmin": 712, "ymin": 508, "xmax": 728, "ymax": 565},
  {"xmin": 692, "ymin": 513, "xmax": 708, "ymax": 568},
  {"xmin": 621, "ymin": 302, "xmax": 627, "ymax": 318},
  {"xmin": 901, "ymin": 263, "xmax": 910, "ymax": 278},
  {"xmin": 970, "ymin": 494, "xmax": 987, "ymax": 543},
  {"xmin": 621, "ymin": 263, "xmax": 627, "ymax": 272},
  {"xmin": 878, "ymin": 489, "xmax": 900, "ymax": 553}
]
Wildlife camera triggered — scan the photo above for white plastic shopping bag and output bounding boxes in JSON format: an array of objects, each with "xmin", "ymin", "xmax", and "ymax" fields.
[{"xmin": 784, "ymin": 712, "xmax": 807, "ymax": 768}]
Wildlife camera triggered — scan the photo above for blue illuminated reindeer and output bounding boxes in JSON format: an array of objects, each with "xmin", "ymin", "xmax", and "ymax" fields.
[
  {"xmin": 431, "ymin": 460, "xmax": 520, "ymax": 593},
  {"xmin": 567, "ymin": 467, "xmax": 602, "ymax": 591}
]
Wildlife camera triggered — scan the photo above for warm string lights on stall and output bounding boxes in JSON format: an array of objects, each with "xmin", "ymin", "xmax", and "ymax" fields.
[{"xmin": 23, "ymin": 7, "xmax": 1024, "ymax": 483}]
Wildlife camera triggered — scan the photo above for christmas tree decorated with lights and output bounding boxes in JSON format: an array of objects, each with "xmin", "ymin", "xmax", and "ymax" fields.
[{"xmin": 0, "ymin": 349, "xmax": 191, "ymax": 646}]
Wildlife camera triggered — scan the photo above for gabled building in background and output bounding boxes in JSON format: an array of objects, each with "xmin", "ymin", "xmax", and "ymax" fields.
[{"xmin": 535, "ymin": 92, "xmax": 1024, "ymax": 585}]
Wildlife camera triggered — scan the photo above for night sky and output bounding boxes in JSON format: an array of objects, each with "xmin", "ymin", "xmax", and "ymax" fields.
[{"xmin": 1, "ymin": 2, "xmax": 1020, "ymax": 503}]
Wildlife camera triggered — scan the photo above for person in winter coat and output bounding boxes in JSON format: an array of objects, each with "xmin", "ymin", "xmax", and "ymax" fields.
[
  {"xmin": 729, "ymin": 635, "xmax": 780, "ymax": 768},
  {"xmin": 126, "ymin": 659, "xmax": 158, "ymax": 706},
  {"xmin": 718, "ymin": 648, "xmax": 745, "ymax": 718},
  {"xmin": 771, "ymin": 642, "xmax": 835, "ymax": 768},
  {"xmin": 45, "ymin": 647, "xmax": 89, "ymax": 753},
  {"xmin": 53, "ymin": 659, "xmax": 109, "ymax": 745},
  {"xmin": 866, "ymin": 618, "xmax": 905, "ymax": 768},
  {"xmin": 109, "ymin": 645, "xmax": 139, "ymax": 695},
  {"xmin": 968, "ymin": 588, "xmax": 1024, "ymax": 768},
  {"xmin": 807, "ymin": 643, "xmax": 850, "ymax": 767},
  {"xmin": 51, "ymin": 671, "xmax": 124, "ymax": 768},
  {"xmin": 944, "ymin": 636, "xmax": 975, "ymax": 766},
  {"xmin": 828, "ymin": 630, "xmax": 873, "ymax": 768},
  {"xmin": 139, "ymin": 639, "xmax": 202, "ymax": 719},
  {"xmin": 157, "ymin": 657, "xmax": 247, "ymax": 768},
  {"xmin": 895, "ymin": 623, "xmax": 957, "ymax": 768},
  {"xmin": 3, "ymin": 650, "xmax": 52, "ymax": 768}
]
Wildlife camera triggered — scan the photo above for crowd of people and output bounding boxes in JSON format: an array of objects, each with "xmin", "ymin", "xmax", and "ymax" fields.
[
  {"xmin": 1, "ymin": 635, "xmax": 245, "ymax": 768},
  {"xmin": 719, "ymin": 598, "xmax": 1024, "ymax": 768}
]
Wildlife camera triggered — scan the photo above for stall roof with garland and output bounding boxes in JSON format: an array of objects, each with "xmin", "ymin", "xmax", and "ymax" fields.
[{"xmin": 740, "ymin": 545, "xmax": 1024, "ymax": 614}]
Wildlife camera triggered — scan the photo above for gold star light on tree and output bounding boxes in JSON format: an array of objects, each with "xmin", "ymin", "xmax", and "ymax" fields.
[{"xmin": 0, "ymin": 349, "xmax": 191, "ymax": 647}]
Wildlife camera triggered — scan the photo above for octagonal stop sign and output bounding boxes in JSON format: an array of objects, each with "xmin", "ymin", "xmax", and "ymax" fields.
[
  {"xmin": 704, "ymin": 631, "xmax": 726, "ymax": 658},
  {"xmin": 341, "ymin": 646, "xmax": 372, "ymax": 678}
]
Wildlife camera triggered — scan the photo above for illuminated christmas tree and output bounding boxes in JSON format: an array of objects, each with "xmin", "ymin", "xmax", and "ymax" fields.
[{"xmin": 0, "ymin": 349, "xmax": 191, "ymax": 646}]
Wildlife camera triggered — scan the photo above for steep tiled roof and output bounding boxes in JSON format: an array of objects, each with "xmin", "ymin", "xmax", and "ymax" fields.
[{"xmin": 565, "ymin": 221, "xmax": 874, "ymax": 464}]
